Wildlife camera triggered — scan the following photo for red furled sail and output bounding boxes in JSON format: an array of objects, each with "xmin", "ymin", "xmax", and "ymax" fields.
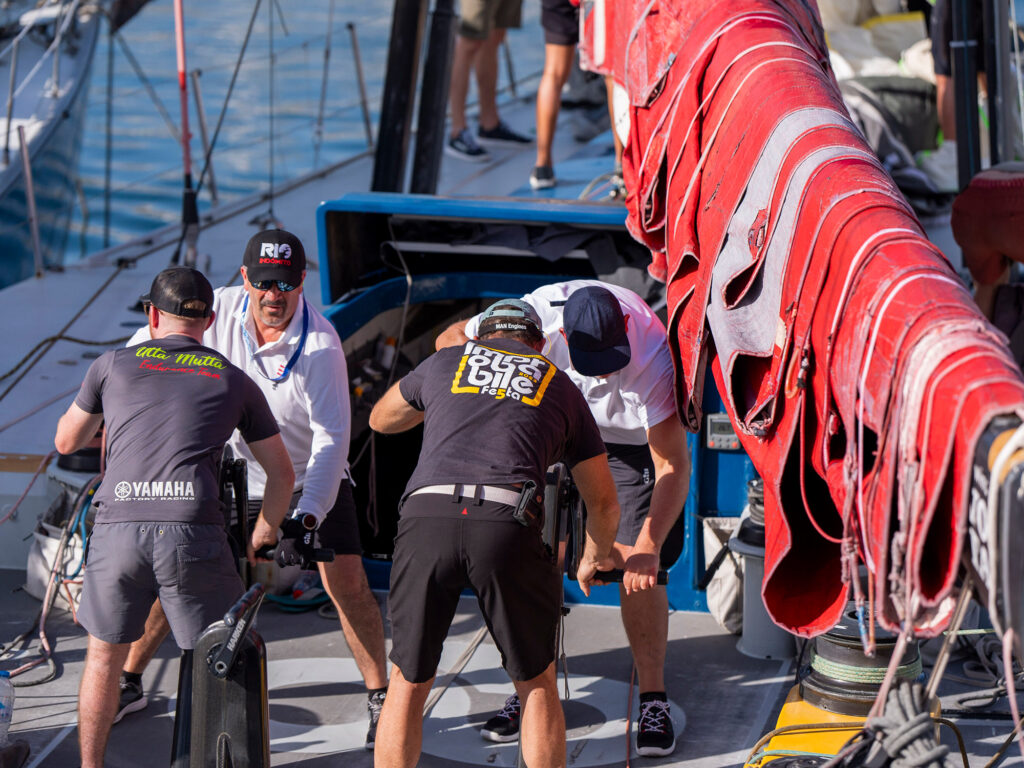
[{"xmin": 580, "ymin": 0, "xmax": 1024, "ymax": 637}]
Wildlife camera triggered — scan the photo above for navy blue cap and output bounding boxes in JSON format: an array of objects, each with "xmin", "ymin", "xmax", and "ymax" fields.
[
  {"xmin": 563, "ymin": 285, "xmax": 630, "ymax": 376},
  {"xmin": 478, "ymin": 298, "xmax": 543, "ymax": 335}
]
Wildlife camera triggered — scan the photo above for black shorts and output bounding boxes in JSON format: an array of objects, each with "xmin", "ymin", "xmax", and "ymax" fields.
[
  {"xmin": 388, "ymin": 495, "xmax": 561, "ymax": 683},
  {"xmin": 248, "ymin": 480, "xmax": 362, "ymax": 556},
  {"xmin": 930, "ymin": 0, "xmax": 983, "ymax": 77},
  {"xmin": 606, "ymin": 442, "xmax": 684, "ymax": 570},
  {"xmin": 541, "ymin": 0, "xmax": 578, "ymax": 46}
]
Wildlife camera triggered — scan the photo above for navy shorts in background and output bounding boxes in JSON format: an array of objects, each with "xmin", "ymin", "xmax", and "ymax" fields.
[{"xmin": 541, "ymin": 0, "xmax": 578, "ymax": 46}]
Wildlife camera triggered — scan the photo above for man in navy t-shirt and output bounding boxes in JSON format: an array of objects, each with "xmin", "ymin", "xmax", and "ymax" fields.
[
  {"xmin": 368, "ymin": 299, "xmax": 655, "ymax": 768},
  {"xmin": 54, "ymin": 267, "xmax": 295, "ymax": 768}
]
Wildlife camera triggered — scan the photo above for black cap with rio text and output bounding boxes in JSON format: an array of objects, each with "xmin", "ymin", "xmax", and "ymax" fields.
[{"xmin": 243, "ymin": 229, "xmax": 306, "ymax": 285}]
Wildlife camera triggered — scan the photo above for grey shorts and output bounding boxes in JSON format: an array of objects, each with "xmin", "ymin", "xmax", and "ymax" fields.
[
  {"xmin": 458, "ymin": 0, "xmax": 522, "ymax": 40},
  {"xmin": 78, "ymin": 522, "xmax": 243, "ymax": 649},
  {"xmin": 606, "ymin": 442, "xmax": 684, "ymax": 569}
]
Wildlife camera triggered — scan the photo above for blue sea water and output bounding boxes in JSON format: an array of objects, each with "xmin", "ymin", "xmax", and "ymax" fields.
[{"xmin": 64, "ymin": 0, "xmax": 546, "ymax": 262}]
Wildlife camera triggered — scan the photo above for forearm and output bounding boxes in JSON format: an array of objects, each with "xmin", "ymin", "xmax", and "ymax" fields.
[
  {"xmin": 435, "ymin": 319, "xmax": 471, "ymax": 350},
  {"xmin": 294, "ymin": 433, "xmax": 348, "ymax": 524},
  {"xmin": 633, "ymin": 467, "xmax": 689, "ymax": 553},
  {"xmin": 259, "ymin": 472, "xmax": 294, "ymax": 529},
  {"xmin": 583, "ymin": 501, "xmax": 619, "ymax": 562}
]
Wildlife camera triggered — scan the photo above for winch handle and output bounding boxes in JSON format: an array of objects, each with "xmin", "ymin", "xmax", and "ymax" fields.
[
  {"xmin": 592, "ymin": 568, "xmax": 669, "ymax": 585},
  {"xmin": 253, "ymin": 545, "xmax": 335, "ymax": 564}
]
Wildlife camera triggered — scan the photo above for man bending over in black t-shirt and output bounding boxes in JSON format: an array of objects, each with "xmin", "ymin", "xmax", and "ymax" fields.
[{"xmin": 368, "ymin": 298, "xmax": 656, "ymax": 768}]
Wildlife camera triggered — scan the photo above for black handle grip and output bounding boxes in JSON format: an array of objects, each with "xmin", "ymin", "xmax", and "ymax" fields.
[
  {"xmin": 253, "ymin": 546, "xmax": 336, "ymax": 563},
  {"xmin": 593, "ymin": 568, "xmax": 669, "ymax": 585}
]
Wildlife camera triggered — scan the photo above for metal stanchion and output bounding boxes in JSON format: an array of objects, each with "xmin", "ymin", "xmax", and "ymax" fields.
[
  {"xmin": 348, "ymin": 22, "xmax": 374, "ymax": 149},
  {"xmin": 190, "ymin": 69, "xmax": 218, "ymax": 206},
  {"xmin": 4, "ymin": 38, "xmax": 19, "ymax": 166},
  {"xmin": 17, "ymin": 125, "xmax": 44, "ymax": 278}
]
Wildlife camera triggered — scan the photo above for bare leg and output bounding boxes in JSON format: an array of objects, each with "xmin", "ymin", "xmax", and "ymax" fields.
[
  {"xmin": 476, "ymin": 28, "xmax": 506, "ymax": 130},
  {"xmin": 123, "ymin": 599, "xmax": 171, "ymax": 674},
  {"xmin": 605, "ymin": 75, "xmax": 624, "ymax": 169},
  {"xmin": 936, "ymin": 73, "xmax": 956, "ymax": 141},
  {"xmin": 620, "ymin": 584, "xmax": 668, "ymax": 693},
  {"xmin": 512, "ymin": 662, "xmax": 566, "ymax": 768},
  {"xmin": 319, "ymin": 554, "xmax": 388, "ymax": 690},
  {"xmin": 79, "ymin": 636, "xmax": 131, "ymax": 768},
  {"xmin": 374, "ymin": 666, "xmax": 433, "ymax": 768},
  {"xmin": 449, "ymin": 35, "xmax": 484, "ymax": 138},
  {"xmin": 535, "ymin": 43, "xmax": 576, "ymax": 169}
]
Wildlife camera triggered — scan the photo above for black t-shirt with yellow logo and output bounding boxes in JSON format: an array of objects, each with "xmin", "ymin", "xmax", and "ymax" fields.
[
  {"xmin": 398, "ymin": 337, "xmax": 605, "ymax": 497},
  {"xmin": 75, "ymin": 334, "xmax": 279, "ymax": 525}
]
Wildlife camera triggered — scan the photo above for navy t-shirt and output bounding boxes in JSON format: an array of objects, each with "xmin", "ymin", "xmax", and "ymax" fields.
[
  {"xmin": 398, "ymin": 337, "xmax": 606, "ymax": 496},
  {"xmin": 75, "ymin": 334, "xmax": 279, "ymax": 525}
]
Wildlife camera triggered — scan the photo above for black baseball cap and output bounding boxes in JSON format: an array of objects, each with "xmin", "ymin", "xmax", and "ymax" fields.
[
  {"xmin": 140, "ymin": 267, "xmax": 214, "ymax": 318},
  {"xmin": 562, "ymin": 285, "xmax": 630, "ymax": 376},
  {"xmin": 243, "ymin": 229, "xmax": 306, "ymax": 284},
  {"xmin": 478, "ymin": 298, "xmax": 543, "ymax": 335}
]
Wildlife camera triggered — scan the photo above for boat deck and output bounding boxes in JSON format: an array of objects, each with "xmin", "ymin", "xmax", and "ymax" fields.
[
  {"xmin": 1, "ymin": 565, "xmax": 791, "ymax": 768},
  {"xmin": 1, "ymin": 64, "xmax": 1015, "ymax": 768},
  {"xmin": 6, "ymin": 563, "xmax": 1024, "ymax": 768}
]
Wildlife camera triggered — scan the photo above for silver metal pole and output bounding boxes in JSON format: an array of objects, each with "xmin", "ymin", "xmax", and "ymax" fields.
[
  {"xmin": 189, "ymin": 68, "xmax": 218, "ymax": 205},
  {"xmin": 313, "ymin": 0, "xmax": 336, "ymax": 168},
  {"xmin": 4, "ymin": 38, "xmax": 18, "ymax": 166},
  {"xmin": 18, "ymin": 125, "xmax": 44, "ymax": 278},
  {"xmin": 50, "ymin": 2, "xmax": 65, "ymax": 98},
  {"xmin": 348, "ymin": 22, "xmax": 374, "ymax": 149},
  {"xmin": 502, "ymin": 40, "xmax": 517, "ymax": 99}
]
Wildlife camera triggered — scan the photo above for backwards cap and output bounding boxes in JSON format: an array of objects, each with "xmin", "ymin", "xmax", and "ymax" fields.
[
  {"xmin": 478, "ymin": 298, "xmax": 543, "ymax": 335},
  {"xmin": 140, "ymin": 267, "xmax": 214, "ymax": 318}
]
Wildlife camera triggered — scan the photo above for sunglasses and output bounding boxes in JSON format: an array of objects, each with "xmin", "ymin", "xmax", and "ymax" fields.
[{"xmin": 250, "ymin": 279, "xmax": 299, "ymax": 292}]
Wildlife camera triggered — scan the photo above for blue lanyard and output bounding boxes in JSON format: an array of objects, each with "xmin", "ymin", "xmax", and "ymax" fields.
[{"xmin": 242, "ymin": 294, "xmax": 309, "ymax": 383}]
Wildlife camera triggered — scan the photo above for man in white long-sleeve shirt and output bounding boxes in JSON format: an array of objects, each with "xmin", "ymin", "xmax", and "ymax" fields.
[{"xmin": 117, "ymin": 230, "xmax": 389, "ymax": 749}]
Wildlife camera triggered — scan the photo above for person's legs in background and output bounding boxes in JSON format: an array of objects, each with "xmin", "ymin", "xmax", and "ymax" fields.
[
  {"xmin": 476, "ymin": 0, "xmax": 532, "ymax": 146},
  {"xmin": 531, "ymin": 0, "xmax": 579, "ymax": 189},
  {"xmin": 605, "ymin": 75, "xmax": 626, "ymax": 196},
  {"xmin": 533, "ymin": 42, "xmax": 575, "ymax": 188},
  {"xmin": 448, "ymin": 0, "xmax": 492, "ymax": 160}
]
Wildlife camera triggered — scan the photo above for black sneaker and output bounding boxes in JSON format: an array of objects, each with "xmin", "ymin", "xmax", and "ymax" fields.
[
  {"xmin": 445, "ymin": 128, "xmax": 489, "ymax": 162},
  {"xmin": 365, "ymin": 689, "xmax": 386, "ymax": 750},
  {"xmin": 480, "ymin": 692, "xmax": 520, "ymax": 742},
  {"xmin": 529, "ymin": 166, "xmax": 556, "ymax": 190},
  {"xmin": 477, "ymin": 120, "xmax": 533, "ymax": 146},
  {"xmin": 636, "ymin": 698, "xmax": 675, "ymax": 756},
  {"xmin": 113, "ymin": 677, "xmax": 147, "ymax": 724}
]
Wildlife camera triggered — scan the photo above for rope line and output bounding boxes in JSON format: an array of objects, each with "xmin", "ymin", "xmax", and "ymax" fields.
[{"xmin": 810, "ymin": 649, "xmax": 922, "ymax": 685}]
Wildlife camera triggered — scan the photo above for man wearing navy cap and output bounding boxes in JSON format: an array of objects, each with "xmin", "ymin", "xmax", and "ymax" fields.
[
  {"xmin": 438, "ymin": 280, "xmax": 690, "ymax": 757},
  {"xmin": 119, "ymin": 231, "xmax": 390, "ymax": 748},
  {"xmin": 370, "ymin": 298, "xmax": 626, "ymax": 768},
  {"xmin": 55, "ymin": 267, "xmax": 295, "ymax": 768}
]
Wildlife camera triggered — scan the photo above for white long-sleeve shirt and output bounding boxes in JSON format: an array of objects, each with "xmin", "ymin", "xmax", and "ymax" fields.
[{"xmin": 129, "ymin": 285, "xmax": 350, "ymax": 524}]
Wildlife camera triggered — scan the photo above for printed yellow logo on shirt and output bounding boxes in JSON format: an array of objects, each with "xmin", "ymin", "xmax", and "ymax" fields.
[{"xmin": 451, "ymin": 342, "xmax": 555, "ymax": 405}]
